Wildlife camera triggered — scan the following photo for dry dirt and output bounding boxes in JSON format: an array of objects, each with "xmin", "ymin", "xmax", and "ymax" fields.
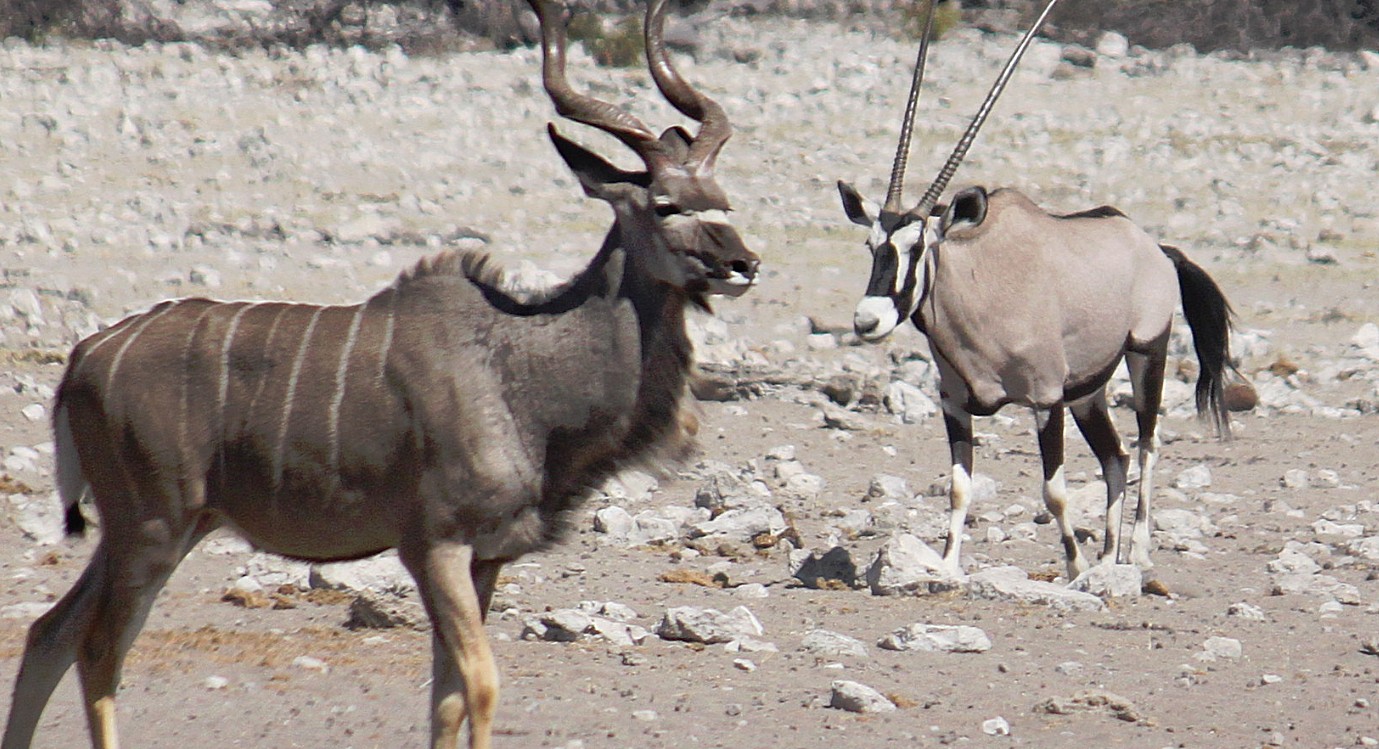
[{"xmin": 2, "ymin": 16, "xmax": 1379, "ymax": 749}]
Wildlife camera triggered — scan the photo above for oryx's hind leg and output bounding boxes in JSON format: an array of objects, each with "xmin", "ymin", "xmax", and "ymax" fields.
[
  {"xmin": 403, "ymin": 541, "xmax": 500, "ymax": 749},
  {"xmin": 1034, "ymin": 406, "xmax": 1090, "ymax": 579},
  {"xmin": 1125, "ymin": 343, "xmax": 1168, "ymax": 569},
  {"xmin": 1068, "ymin": 387, "xmax": 1131, "ymax": 566}
]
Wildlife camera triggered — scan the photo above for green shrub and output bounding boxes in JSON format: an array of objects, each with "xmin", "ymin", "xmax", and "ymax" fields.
[
  {"xmin": 901, "ymin": 0, "xmax": 963, "ymax": 43},
  {"xmin": 567, "ymin": 12, "xmax": 645, "ymax": 68}
]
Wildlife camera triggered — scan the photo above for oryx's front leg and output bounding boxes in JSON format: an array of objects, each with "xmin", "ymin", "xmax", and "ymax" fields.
[
  {"xmin": 1068, "ymin": 391, "xmax": 1131, "ymax": 568},
  {"xmin": 938, "ymin": 397, "xmax": 975, "ymax": 578},
  {"xmin": 1035, "ymin": 406, "xmax": 1089, "ymax": 579}
]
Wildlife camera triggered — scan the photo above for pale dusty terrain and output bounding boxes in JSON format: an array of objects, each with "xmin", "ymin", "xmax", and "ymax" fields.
[{"xmin": 2, "ymin": 16, "xmax": 1379, "ymax": 749}]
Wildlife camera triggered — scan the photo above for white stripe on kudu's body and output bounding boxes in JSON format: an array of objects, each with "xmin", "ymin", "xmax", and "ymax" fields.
[
  {"xmin": 836, "ymin": 0, "xmax": 1240, "ymax": 581},
  {"xmin": 1, "ymin": 1, "xmax": 758, "ymax": 748}
]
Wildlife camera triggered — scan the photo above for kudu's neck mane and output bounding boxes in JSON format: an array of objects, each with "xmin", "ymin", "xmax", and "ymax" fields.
[{"xmin": 393, "ymin": 232, "xmax": 697, "ymax": 478}]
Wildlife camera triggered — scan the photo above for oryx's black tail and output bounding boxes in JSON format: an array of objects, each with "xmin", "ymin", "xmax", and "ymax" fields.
[{"xmin": 1161, "ymin": 244, "xmax": 1235, "ymax": 439}]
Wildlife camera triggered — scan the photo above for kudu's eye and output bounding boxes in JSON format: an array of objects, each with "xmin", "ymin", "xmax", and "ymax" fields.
[{"xmin": 653, "ymin": 200, "xmax": 680, "ymax": 218}]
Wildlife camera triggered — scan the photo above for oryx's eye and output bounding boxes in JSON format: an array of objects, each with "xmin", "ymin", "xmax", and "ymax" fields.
[{"xmin": 653, "ymin": 200, "xmax": 679, "ymax": 218}]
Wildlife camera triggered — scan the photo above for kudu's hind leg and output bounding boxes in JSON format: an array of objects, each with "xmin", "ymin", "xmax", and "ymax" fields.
[
  {"xmin": 2, "ymin": 546, "xmax": 108, "ymax": 749},
  {"xmin": 404, "ymin": 541, "xmax": 499, "ymax": 749},
  {"xmin": 1125, "ymin": 348, "xmax": 1167, "ymax": 568},
  {"xmin": 77, "ymin": 514, "xmax": 211, "ymax": 749},
  {"xmin": 1068, "ymin": 390, "xmax": 1132, "ymax": 566},
  {"xmin": 1034, "ymin": 406, "xmax": 1090, "ymax": 579}
]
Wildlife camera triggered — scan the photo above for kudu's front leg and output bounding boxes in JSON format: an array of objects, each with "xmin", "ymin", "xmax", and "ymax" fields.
[{"xmin": 404, "ymin": 540, "xmax": 499, "ymax": 749}]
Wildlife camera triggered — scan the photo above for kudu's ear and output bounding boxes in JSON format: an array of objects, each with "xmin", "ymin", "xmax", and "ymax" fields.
[
  {"xmin": 943, "ymin": 186, "xmax": 988, "ymax": 232},
  {"xmin": 548, "ymin": 124, "xmax": 650, "ymax": 199},
  {"xmin": 658, "ymin": 125, "xmax": 694, "ymax": 163},
  {"xmin": 838, "ymin": 181, "xmax": 878, "ymax": 227}
]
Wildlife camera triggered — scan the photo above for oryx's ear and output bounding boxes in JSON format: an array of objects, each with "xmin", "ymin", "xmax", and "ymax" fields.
[
  {"xmin": 548, "ymin": 124, "xmax": 650, "ymax": 199},
  {"xmin": 838, "ymin": 181, "xmax": 879, "ymax": 227},
  {"xmin": 942, "ymin": 186, "xmax": 989, "ymax": 232}
]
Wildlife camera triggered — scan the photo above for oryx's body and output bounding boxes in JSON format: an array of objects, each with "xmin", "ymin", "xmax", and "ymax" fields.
[
  {"xmin": 837, "ymin": 0, "xmax": 1239, "ymax": 580},
  {"xmin": 917, "ymin": 189, "xmax": 1175, "ymax": 417},
  {"xmin": 2, "ymin": 1, "xmax": 757, "ymax": 748}
]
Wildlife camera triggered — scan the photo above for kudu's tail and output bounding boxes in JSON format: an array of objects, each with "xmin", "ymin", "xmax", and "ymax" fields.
[
  {"xmin": 53, "ymin": 400, "xmax": 89, "ymax": 536},
  {"xmin": 1161, "ymin": 244, "xmax": 1235, "ymax": 439}
]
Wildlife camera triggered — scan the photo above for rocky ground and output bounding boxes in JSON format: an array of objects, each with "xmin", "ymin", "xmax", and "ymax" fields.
[{"xmin": 2, "ymin": 14, "xmax": 1379, "ymax": 749}]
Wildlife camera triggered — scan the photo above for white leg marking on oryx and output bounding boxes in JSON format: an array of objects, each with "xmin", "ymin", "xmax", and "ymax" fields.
[
  {"xmin": 1131, "ymin": 426, "xmax": 1160, "ymax": 567},
  {"xmin": 329, "ymin": 304, "xmax": 367, "ymax": 486},
  {"xmin": 944, "ymin": 461, "xmax": 972, "ymax": 573},
  {"xmin": 273, "ymin": 306, "xmax": 323, "ymax": 492}
]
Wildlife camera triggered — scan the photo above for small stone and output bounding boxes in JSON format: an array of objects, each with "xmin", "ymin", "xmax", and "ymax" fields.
[
  {"xmin": 1198, "ymin": 636, "xmax": 1243, "ymax": 661},
  {"xmin": 1095, "ymin": 31, "xmax": 1129, "ymax": 58},
  {"xmin": 878, "ymin": 623, "xmax": 992, "ymax": 653},
  {"xmin": 801, "ymin": 629, "xmax": 869, "ymax": 659},
  {"xmin": 1226, "ymin": 602, "xmax": 1267, "ymax": 621},
  {"xmin": 204, "ymin": 675, "xmax": 230, "ymax": 690},
  {"xmin": 982, "ymin": 716, "xmax": 1011, "ymax": 736},
  {"xmin": 1174, "ymin": 464, "xmax": 1212, "ymax": 490},
  {"xmin": 1281, "ymin": 469, "xmax": 1310, "ymax": 489},
  {"xmin": 828, "ymin": 680, "xmax": 896, "ymax": 713},
  {"xmin": 291, "ymin": 656, "xmax": 329, "ymax": 673}
]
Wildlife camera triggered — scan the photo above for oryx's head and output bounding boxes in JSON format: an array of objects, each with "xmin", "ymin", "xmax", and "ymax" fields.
[
  {"xmin": 837, "ymin": 181, "xmax": 941, "ymax": 341},
  {"xmin": 838, "ymin": 0, "xmax": 1061, "ymax": 341},
  {"xmin": 529, "ymin": 0, "xmax": 758, "ymax": 305}
]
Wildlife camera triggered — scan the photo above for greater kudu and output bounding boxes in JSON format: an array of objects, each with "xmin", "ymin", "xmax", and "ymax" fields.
[
  {"xmin": 1, "ymin": 1, "xmax": 757, "ymax": 747},
  {"xmin": 837, "ymin": 0, "xmax": 1237, "ymax": 579}
]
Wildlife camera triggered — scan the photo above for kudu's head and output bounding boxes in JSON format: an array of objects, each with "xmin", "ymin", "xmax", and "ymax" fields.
[
  {"xmin": 529, "ymin": 0, "xmax": 758, "ymax": 305},
  {"xmin": 839, "ymin": 0, "xmax": 1060, "ymax": 341}
]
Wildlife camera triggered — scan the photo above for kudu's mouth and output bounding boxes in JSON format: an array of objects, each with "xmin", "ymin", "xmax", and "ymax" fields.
[
  {"xmin": 688, "ymin": 223, "xmax": 759, "ymax": 298},
  {"xmin": 706, "ymin": 256, "xmax": 758, "ymax": 297}
]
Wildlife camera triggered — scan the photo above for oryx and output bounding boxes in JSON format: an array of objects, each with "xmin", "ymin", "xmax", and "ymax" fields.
[
  {"xmin": 837, "ymin": 0, "xmax": 1237, "ymax": 579},
  {"xmin": 1, "ymin": 1, "xmax": 757, "ymax": 748}
]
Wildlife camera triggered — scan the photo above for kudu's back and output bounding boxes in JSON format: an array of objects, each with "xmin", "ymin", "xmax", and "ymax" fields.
[{"xmin": 55, "ymin": 257, "xmax": 644, "ymax": 562}]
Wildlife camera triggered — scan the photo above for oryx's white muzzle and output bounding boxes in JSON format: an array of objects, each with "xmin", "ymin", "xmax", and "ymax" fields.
[{"xmin": 854, "ymin": 295, "xmax": 901, "ymax": 341}]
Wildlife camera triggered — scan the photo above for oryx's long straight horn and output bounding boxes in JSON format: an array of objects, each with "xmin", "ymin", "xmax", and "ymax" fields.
[
  {"xmin": 884, "ymin": 0, "xmax": 938, "ymax": 215},
  {"xmin": 913, "ymin": 0, "xmax": 1061, "ymax": 216}
]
